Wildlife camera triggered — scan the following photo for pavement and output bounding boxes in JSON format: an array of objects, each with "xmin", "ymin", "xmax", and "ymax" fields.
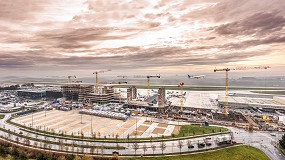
[{"xmin": 0, "ymin": 112, "xmax": 285, "ymax": 159}]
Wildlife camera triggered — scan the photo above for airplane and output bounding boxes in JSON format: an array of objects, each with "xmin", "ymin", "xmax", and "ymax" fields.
[{"xmin": 187, "ymin": 74, "xmax": 205, "ymax": 79}]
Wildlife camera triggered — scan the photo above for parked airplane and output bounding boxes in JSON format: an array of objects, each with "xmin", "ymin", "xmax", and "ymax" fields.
[{"xmin": 187, "ymin": 74, "xmax": 205, "ymax": 79}]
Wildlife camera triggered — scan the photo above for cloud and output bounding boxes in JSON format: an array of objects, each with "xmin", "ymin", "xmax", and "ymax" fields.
[
  {"xmin": 213, "ymin": 11, "xmax": 285, "ymax": 37},
  {"xmin": 0, "ymin": 0, "xmax": 285, "ymax": 77},
  {"xmin": 0, "ymin": 0, "xmax": 49, "ymax": 21}
]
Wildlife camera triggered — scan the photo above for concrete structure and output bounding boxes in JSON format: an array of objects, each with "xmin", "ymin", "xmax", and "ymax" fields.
[
  {"xmin": 274, "ymin": 96, "xmax": 285, "ymax": 104},
  {"xmin": 127, "ymin": 86, "xmax": 137, "ymax": 101},
  {"xmin": 17, "ymin": 90, "xmax": 46, "ymax": 99},
  {"xmin": 218, "ymin": 95, "xmax": 285, "ymax": 110},
  {"xmin": 81, "ymin": 86, "xmax": 121, "ymax": 104},
  {"xmin": 46, "ymin": 91, "xmax": 63, "ymax": 99},
  {"xmin": 62, "ymin": 85, "xmax": 93, "ymax": 101},
  {"xmin": 158, "ymin": 87, "xmax": 166, "ymax": 107}
]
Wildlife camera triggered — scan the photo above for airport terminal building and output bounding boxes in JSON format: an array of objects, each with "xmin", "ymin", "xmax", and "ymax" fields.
[{"xmin": 218, "ymin": 93, "xmax": 285, "ymax": 110}]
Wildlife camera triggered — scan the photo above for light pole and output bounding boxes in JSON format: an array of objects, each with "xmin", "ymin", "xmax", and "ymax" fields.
[{"xmin": 135, "ymin": 113, "xmax": 138, "ymax": 139}]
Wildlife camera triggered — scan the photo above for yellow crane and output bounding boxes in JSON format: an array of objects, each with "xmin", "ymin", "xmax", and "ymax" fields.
[
  {"xmin": 214, "ymin": 66, "xmax": 270, "ymax": 115},
  {"xmin": 147, "ymin": 75, "xmax": 160, "ymax": 102},
  {"xmin": 117, "ymin": 75, "xmax": 128, "ymax": 104},
  {"xmin": 178, "ymin": 82, "xmax": 185, "ymax": 112},
  {"xmin": 92, "ymin": 69, "xmax": 111, "ymax": 93},
  {"xmin": 118, "ymin": 81, "xmax": 128, "ymax": 104}
]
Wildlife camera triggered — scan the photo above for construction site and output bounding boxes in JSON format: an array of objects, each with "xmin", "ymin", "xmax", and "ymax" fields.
[{"xmin": 9, "ymin": 66, "xmax": 285, "ymax": 133}]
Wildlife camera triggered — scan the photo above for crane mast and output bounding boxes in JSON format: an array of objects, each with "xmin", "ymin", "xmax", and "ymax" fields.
[
  {"xmin": 178, "ymin": 82, "xmax": 184, "ymax": 112},
  {"xmin": 214, "ymin": 66, "xmax": 270, "ymax": 115},
  {"xmin": 67, "ymin": 75, "xmax": 76, "ymax": 83},
  {"xmin": 93, "ymin": 69, "xmax": 111, "ymax": 94},
  {"xmin": 147, "ymin": 75, "xmax": 160, "ymax": 102}
]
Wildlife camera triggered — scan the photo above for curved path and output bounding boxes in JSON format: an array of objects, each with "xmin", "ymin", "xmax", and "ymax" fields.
[{"xmin": 0, "ymin": 112, "xmax": 282, "ymax": 159}]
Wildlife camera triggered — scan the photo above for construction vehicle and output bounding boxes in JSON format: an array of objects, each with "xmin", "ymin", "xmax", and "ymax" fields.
[
  {"xmin": 214, "ymin": 66, "xmax": 270, "ymax": 115},
  {"xmin": 147, "ymin": 75, "xmax": 160, "ymax": 102},
  {"xmin": 92, "ymin": 69, "xmax": 111, "ymax": 93}
]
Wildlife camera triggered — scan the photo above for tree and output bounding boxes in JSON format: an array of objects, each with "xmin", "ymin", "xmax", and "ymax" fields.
[
  {"xmin": 160, "ymin": 141, "xmax": 166, "ymax": 154},
  {"xmin": 19, "ymin": 150, "xmax": 28, "ymax": 160},
  {"xmin": 187, "ymin": 140, "xmax": 191, "ymax": 151},
  {"xmin": 74, "ymin": 155, "xmax": 82, "ymax": 160},
  {"xmin": 132, "ymin": 142, "xmax": 139, "ymax": 155},
  {"xmin": 151, "ymin": 144, "xmax": 156, "ymax": 154},
  {"xmin": 177, "ymin": 140, "xmax": 184, "ymax": 154},
  {"xmin": 279, "ymin": 133, "xmax": 285, "ymax": 149},
  {"xmin": 142, "ymin": 144, "xmax": 147, "ymax": 155},
  {"xmin": 11, "ymin": 148, "xmax": 20, "ymax": 158},
  {"xmin": 58, "ymin": 155, "xmax": 67, "ymax": 160},
  {"xmin": 82, "ymin": 154, "xmax": 93, "ymax": 160},
  {"xmin": 66, "ymin": 154, "xmax": 75, "ymax": 160}
]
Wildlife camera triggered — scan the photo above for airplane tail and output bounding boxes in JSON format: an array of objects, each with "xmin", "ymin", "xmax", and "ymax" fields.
[{"xmin": 187, "ymin": 74, "xmax": 191, "ymax": 78}]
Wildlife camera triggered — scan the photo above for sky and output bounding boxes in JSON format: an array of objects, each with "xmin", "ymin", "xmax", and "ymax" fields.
[{"xmin": 0, "ymin": 0, "xmax": 285, "ymax": 79}]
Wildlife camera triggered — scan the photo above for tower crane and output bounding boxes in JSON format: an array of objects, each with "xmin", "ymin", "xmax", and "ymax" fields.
[
  {"xmin": 118, "ymin": 81, "xmax": 128, "ymax": 104},
  {"xmin": 67, "ymin": 75, "xmax": 76, "ymax": 83},
  {"xmin": 147, "ymin": 75, "xmax": 161, "ymax": 102},
  {"xmin": 214, "ymin": 66, "xmax": 270, "ymax": 115},
  {"xmin": 178, "ymin": 82, "xmax": 185, "ymax": 112},
  {"xmin": 92, "ymin": 69, "xmax": 111, "ymax": 93},
  {"xmin": 117, "ymin": 75, "xmax": 128, "ymax": 79},
  {"xmin": 116, "ymin": 75, "xmax": 128, "ymax": 104}
]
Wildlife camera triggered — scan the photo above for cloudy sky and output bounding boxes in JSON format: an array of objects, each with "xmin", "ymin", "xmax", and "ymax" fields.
[{"xmin": 0, "ymin": 0, "xmax": 285, "ymax": 79}]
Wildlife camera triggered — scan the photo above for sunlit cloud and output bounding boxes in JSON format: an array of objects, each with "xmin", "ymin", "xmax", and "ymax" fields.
[{"xmin": 0, "ymin": 0, "xmax": 284, "ymax": 77}]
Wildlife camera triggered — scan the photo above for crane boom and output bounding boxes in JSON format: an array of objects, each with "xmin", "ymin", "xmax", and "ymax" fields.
[
  {"xmin": 118, "ymin": 81, "xmax": 127, "ymax": 104},
  {"xmin": 67, "ymin": 75, "xmax": 76, "ymax": 83},
  {"xmin": 93, "ymin": 69, "xmax": 111, "ymax": 93},
  {"xmin": 214, "ymin": 65, "xmax": 270, "ymax": 115},
  {"xmin": 147, "ymin": 75, "xmax": 160, "ymax": 102}
]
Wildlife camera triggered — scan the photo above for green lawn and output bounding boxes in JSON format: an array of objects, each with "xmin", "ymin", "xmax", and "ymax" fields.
[
  {"xmin": 178, "ymin": 125, "xmax": 228, "ymax": 137},
  {"xmin": 0, "ymin": 114, "xmax": 5, "ymax": 119},
  {"xmin": 125, "ymin": 145, "xmax": 270, "ymax": 160}
]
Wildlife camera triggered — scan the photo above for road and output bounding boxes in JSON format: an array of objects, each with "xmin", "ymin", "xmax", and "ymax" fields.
[{"xmin": 229, "ymin": 126, "xmax": 285, "ymax": 160}]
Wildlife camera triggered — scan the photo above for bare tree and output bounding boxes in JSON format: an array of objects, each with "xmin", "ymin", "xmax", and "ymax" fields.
[
  {"xmin": 132, "ymin": 142, "xmax": 139, "ymax": 156},
  {"xmin": 187, "ymin": 140, "xmax": 191, "ymax": 151},
  {"xmin": 142, "ymin": 144, "xmax": 148, "ymax": 155},
  {"xmin": 177, "ymin": 140, "xmax": 184, "ymax": 154},
  {"xmin": 172, "ymin": 142, "xmax": 175, "ymax": 152},
  {"xmin": 160, "ymin": 141, "xmax": 167, "ymax": 154},
  {"xmin": 151, "ymin": 144, "xmax": 156, "ymax": 154}
]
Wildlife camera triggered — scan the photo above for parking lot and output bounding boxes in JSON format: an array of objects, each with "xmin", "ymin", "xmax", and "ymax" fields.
[{"xmin": 12, "ymin": 110, "xmax": 179, "ymax": 138}]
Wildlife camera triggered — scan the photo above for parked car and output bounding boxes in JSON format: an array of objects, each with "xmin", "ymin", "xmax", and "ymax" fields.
[{"xmin": 188, "ymin": 144, "xmax": 194, "ymax": 149}]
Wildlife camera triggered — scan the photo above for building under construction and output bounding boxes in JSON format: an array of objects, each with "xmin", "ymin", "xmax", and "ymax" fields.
[
  {"xmin": 62, "ymin": 85, "xmax": 123, "ymax": 104},
  {"xmin": 127, "ymin": 86, "xmax": 137, "ymax": 101},
  {"xmin": 218, "ymin": 93, "xmax": 285, "ymax": 111},
  {"xmin": 127, "ymin": 87, "xmax": 166, "ymax": 111}
]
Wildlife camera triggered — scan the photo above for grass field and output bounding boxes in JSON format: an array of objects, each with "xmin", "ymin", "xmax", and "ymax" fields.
[
  {"xmin": 125, "ymin": 145, "xmax": 270, "ymax": 160},
  {"xmin": 0, "ymin": 114, "xmax": 4, "ymax": 119},
  {"xmin": 178, "ymin": 125, "xmax": 228, "ymax": 137}
]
